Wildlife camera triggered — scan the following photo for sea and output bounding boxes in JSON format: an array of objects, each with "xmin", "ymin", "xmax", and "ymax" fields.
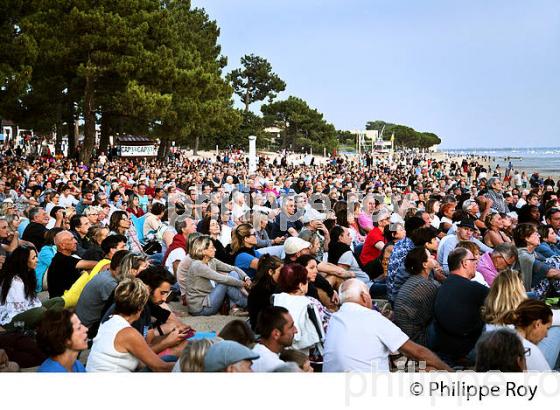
[{"xmin": 442, "ymin": 147, "xmax": 560, "ymax": 178}]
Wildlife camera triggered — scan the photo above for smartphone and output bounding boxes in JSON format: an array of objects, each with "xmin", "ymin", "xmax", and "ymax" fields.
[{"xmin": 182, "ymin": 328, "xmax": 196, "ymax": 339}]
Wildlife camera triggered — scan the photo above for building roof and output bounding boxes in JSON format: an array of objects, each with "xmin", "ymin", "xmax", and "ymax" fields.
[{"xmin": 115, "ymin": 135, "xmax": 154, "ymax": 144}]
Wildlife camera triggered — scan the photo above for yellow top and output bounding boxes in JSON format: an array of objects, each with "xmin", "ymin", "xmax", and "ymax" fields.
[{"xmin": 62, "ymin": 259, "xmax": 111, "ymax": 308}]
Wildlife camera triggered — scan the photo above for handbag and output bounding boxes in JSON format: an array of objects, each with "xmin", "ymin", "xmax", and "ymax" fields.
[{"xmin": 142, "ymin": 240, "xmax": 162, "ymax": 255}]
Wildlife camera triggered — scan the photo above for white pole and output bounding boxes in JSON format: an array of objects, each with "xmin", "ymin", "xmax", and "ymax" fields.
[{"xmin": 248, "ymin": 135, "xmax": 257, "ymax": 175}]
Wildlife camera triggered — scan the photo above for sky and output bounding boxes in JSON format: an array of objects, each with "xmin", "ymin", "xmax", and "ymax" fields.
[{"xmin": 192, "ymin": 0, "xmax": 560, "ymax": 148}]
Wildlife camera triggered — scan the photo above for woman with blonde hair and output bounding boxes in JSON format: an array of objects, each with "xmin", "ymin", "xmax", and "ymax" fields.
[
  {"xmin": 186, "ymin": 235, "xmax": 251, "ymax": 316},
  {"xmin": 5, "ymin": 214, "xmax": 21, "ymax": 237},
  {"xmin": 173, "ymin": 338, "xmax": 222, "ymax": 372},
  {"xmin": 482, "ymin": 269, "xmax": 526, "ymax": 326},
  {"xmin": 231, "ymin": 223, "xmax": 262, "ymax": 279},
  {"xmin": 117, "ymin": 253, "xmax": 150, "ymax": 281},
  {"xmin": 86, "ymin": 277, "xmax": 174, "ymax": 372},
  {"xmin": 481, "ymin": 268, "xmax": 560, "ymax": 369}
]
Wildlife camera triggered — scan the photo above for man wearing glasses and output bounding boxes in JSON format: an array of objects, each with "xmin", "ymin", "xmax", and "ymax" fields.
[
  {"xmin": 16, "ymin": 186, "xmax": 40, "ymax": 212},
  {"xmin": 430, "ymin": 247, "xmax": 490, "ymax": 367},
  {"xmin": 477, "ymin": 242, "xmax": 519, "ymax": 286}
]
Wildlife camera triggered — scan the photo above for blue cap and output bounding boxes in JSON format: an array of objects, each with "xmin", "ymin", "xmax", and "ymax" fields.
[{"xmin": 204, "ymin": 341, "xmax": 260, "ymax": 372}]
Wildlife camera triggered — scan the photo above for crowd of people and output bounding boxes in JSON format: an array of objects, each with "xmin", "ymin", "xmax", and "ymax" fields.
[{"xmin": 1, "ymin": 143, "xmax": 560, "ymax": 373}]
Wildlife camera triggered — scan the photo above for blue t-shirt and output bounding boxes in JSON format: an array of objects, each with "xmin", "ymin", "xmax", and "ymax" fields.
[
  {"xmin": 235, "ymin": 250, "xmax": 261, "ymax": 279},
  {"xmin": 37, "ymin": 358, "xmax": 86, "ymax": 373},
  {"xmin": 138, "ymin": 195, "xmax": 149, "ymax": 212}
]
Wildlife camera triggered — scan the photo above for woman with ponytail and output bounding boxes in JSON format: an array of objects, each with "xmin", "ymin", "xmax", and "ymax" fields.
[{"xmin": 503, "ymin": 299, "xmax": 553, "ymax": 371}]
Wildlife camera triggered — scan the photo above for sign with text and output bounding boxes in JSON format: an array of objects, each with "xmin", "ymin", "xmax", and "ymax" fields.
[{"xmin": 120, "ymin": 145, "xmax": 157, "ymax": 157}]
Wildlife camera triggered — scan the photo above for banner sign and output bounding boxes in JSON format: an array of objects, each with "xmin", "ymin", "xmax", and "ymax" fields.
[{"xmin": 120, "ymin": 145, "xmax": 157, "ymax": 157}]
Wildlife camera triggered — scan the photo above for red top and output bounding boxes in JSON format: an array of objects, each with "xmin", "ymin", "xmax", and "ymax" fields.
[{"xmin": 359, "ymin": 227, "xmax": 387, "ymax": 265}]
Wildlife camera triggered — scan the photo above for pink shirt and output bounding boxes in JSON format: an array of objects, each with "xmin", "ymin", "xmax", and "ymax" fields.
[
  {"xmin": 477, "ymin": 252, "xmax": 498, "ymax": 286},
  {"xmin": 357, "ymin": 212, "xmax": 373, "ymax": 232}
]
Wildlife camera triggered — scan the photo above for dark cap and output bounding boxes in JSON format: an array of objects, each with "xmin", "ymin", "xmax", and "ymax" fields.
[{"xmin": 457, "ymin": 219, "xmax": 476, "ymax": 230}]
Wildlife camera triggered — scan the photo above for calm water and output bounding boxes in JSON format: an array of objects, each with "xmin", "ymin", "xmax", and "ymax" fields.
[{"xmin": 443, "ymin": 147, "xmax": 560, "ymax": 177}]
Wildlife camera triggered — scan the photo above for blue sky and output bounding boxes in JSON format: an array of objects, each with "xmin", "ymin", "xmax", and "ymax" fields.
[{"xmin": 192, "ymin": 0, "xmax": 560, "ymax": 148}]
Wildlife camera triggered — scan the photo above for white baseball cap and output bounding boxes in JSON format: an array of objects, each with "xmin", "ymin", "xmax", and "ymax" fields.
[{"xmin": 284, "ymin": 237, "xmax": 311, "ymax": 255}]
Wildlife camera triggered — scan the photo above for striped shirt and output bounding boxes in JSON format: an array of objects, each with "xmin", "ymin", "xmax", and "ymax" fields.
[{"xmin": 393, "ymin": 275, "xmax": 439, "ymax": 346}]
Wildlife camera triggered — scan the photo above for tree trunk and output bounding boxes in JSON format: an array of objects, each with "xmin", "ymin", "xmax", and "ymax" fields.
[
  {"xmin": 99, "ymin": 111, "xmax": 111, "ymax": 154},
  {"xmin": 80, "ymin": 75, "xmax": 96, "ymax": 163},
  {"xmin": 157, "ymin": 137, "xmax": 170, "ymax": 161},
  {"xmin": 55, "ymin": 122, "xmax": 63, "ymax": 154},
  {"xmin": 244, "ymin": 84, "xmax": 251, "ymax": 112},
  {"xmin": 67, "ymin": 108, "xmax": 76, "ymax": 159},
  {"xmin": 193, "ymin": 135, "xmax": 199, "ymax": 156}
]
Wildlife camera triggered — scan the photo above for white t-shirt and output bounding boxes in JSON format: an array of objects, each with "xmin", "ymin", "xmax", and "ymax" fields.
[
  {"xmin": 338, "ymin": 251, "xmax": 373, "ymax": 287},
  {"xmin": 251, "ymin": 343, "xmax": 285, "ymax": 372},
  {"xmin": 521, "ymin": 337, "xmax": 551, "ymax": 371},
  {"xmin": 232, "ymin": 203, "xmax": 250, "ymax": 220},
  {"xmin": 430, "ymin": 215, "xmax": 441, "ymax": 229},
  {"xmin": 472, "ymin": 271, "xmax": 489, "ymax": 287},
  {"xmin": 0, "ymin": 277, "xmax": 42, "ymax": 325},
  {"xmin": 165, "ymin": 248, "xmax": 186, "ymax": 274},
  {"xmin": 59, "ymin": 194, "xmax": 78, "ymax": 208},
  {"xmin": 323, "ymin": 302, "xmax": 409, "ymax": 372},
  {"xmin": 219, "ymin": 225, "xmax": 232, "ymax": 247},
  {"xmin": 484, "ymin": 324, "xmax": 551, "ymax": 372}
]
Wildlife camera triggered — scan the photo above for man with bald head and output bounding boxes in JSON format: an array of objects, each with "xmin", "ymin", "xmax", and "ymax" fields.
[
  {"xmin": 323, "ymin": 279, "xmax": 451, "ymax": 372},
  {"xmin": 47, "ymin": 230, "xmax": 98, "ymax": 298}
]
